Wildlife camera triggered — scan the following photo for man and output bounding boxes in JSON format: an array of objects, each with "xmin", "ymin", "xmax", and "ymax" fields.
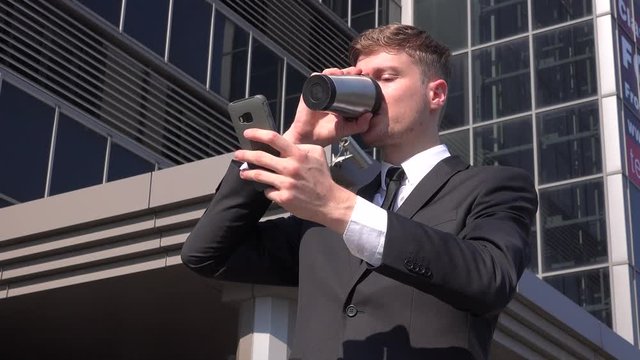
[{"xmin": 181, "ymin": 24, "xmax": 537, "ymax": 359}]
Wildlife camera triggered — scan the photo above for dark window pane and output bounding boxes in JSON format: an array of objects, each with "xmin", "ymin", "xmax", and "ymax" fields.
[
  {"xmin": 473, "ymin": 38, "xmax": 531, "ymax": 122},
  {"xmin": 210, "ymin": 12, "xmax": 249, "ymax": 101},
  {"xmin": 534, "ymin": 21, "xmax": 597, "ymax": 108},
  {"xmin": 528, "ymin": 224, "xmax": 538, "ymax": 273},
  {"xmin": 108, "ymin": 142, "xmax": 155, "ymax": 182},
  {"xmin": 123, "ymin": 0, "xmax": 170, "ymax": 57},
  {"xmin": 537, "ymin": 102, "xmax": 601, "ymax": 184},
  {"xmin": 169, "ymin": 0, "xmax": 212, "ymax": 84},
  {"xmin": 77, "ymin": 0, "xmax": 122, "ymax": 27},
  {"xmin": 414, "ymin": 0, "xmax": 467, "ymax": 51},
  {"xmin": 532, "ymin": 0, "xmax": 592, "ymax": 29},
  {"xmin": 50, "ymin": 114, "xmax": 107, "ymax": 195},
  {"xmin": 351, "ymin": 0, "xmax": 376, "ymax": 33},
  {"xmin": 440, "ymin": 129, "xmax": 469, "ymax": 164},
  {"xmin": 471, "ymin": 0, "xmax": 528, "ymax": 45},
  {"xmin": 0, "ymin": 196, "xmax": 14, "ymax": 208},
  {"xmin": 441, "ymin": 53, "xmax": 468, "ymax": 131},
  {"xmin": 0, "ymin": 82, "xmax": 54, "ymax": 203},
  {"xmin": 545, "ymin": 268, "xmax": 611, "ymax": 327},
  {"xmin": 473, "ymin": 117, "xmax": 533, "ymax": 176},
  {"xmin": 283, "ymin": 65, "xmax": 308, "ymax": 132},
  {"xmin": 379, "ymin": 0, "xmax": 401, "ymax": 25},
  {"xmin": 324, "ymin": 0, "xmax": 348, "ymax": 20},
  {"xmin": 249, "ymin": 40, "xmax": 284, "ymax": 121},
  {"xmin": 541, "ymin": 180, "xmax": 607, "ymax": 271}
]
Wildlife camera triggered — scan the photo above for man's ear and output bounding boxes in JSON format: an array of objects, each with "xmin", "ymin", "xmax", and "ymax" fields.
[{"xmin": 429, "ymin": 79, "xmax": 448, "ymax": 111}]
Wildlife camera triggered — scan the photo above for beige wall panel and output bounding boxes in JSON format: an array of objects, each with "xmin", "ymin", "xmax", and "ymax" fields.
[
  {"xmin": 0, "ymin": 173, "xmax": 152, "ymax": 242},
  {"xmin": 160, "ymin": 228, "xmax": 191, "ymax": 248},
  {"xmin": 165, "ymin": 250, "xmax": 183, "ymax": 266},
  {"xmin": 154, "ymin": 202, "xmax": 207, "ymax": 229},
  {"xmin": 0, "ymin": 214, "xmax": 155, "ymax": 263},
  {"xmin": 149, "ymin": 153, "xmax": 233, "ymax": 208},
  {"xmin": 7, "ymin": 253, "xmax": 167, "ymax": 297},
  {"xmin": 2, "ymin": 235, "xmax": 161, "ymax": 281}
]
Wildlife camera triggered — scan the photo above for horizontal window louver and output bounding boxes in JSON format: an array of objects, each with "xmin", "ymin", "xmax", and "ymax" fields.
[
  {"xmin": 0, "ymin": 0, "xmax": 238, "ymax": 165},
  {"xmin": 218, "ymin": 0, "xmax": 355, "ymax": 71}
]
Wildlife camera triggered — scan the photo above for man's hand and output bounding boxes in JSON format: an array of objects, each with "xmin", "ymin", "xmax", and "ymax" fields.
[
  {"xmin": 235, "ymin": 128, "xmax": 356, "ymax": 234},
  {"xmin": 284, "ymin": 67, "xmax": 374, "ymax": 146}
]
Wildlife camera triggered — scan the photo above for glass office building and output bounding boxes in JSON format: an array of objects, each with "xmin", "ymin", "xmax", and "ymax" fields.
[
  {"xmin": 0, "ymin": 0, "xmax": 639, "ymax": 359},
  {"xmin": 413, "ymin": 0, "xmax": 640, "ymax": 344}
]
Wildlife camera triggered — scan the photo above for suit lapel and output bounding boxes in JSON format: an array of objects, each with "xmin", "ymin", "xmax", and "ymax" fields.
[
  {"xmin": 342, "ymin": 156, "xmax": 469, "ymax": 304},
  {"xmin": 397, "ymin": 155, "xmax": 469, "ymax": 218}
]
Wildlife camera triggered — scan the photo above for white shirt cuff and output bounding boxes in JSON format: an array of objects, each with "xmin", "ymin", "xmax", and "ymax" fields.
[{"xmin": 343, "ymin": 196, "xmax": 388, "ymax": 266}]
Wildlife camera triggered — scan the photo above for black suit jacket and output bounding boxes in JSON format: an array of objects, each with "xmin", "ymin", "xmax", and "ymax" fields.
[{"xmin": 181, "ymin": 156, "xmax": 538, "ymax": 360}]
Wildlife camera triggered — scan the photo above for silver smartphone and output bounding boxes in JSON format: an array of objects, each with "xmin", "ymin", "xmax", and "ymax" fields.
[{"xmin": 228, "ymin": 95, "xmax": 279, "ymax": 190}]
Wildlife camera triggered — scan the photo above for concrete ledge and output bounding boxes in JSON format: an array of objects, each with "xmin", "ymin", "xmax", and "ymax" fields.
[
  {"xmin": 0, "ymin": 173, "xmax": 153, "ymax": 243},
  {"xmin": 2, "ymin": 235, "xmax": 161, "ymax": 281},
  {"xmin": 149, "ymin": 153, "xmax": 233, "ymax": 208},
  {"xmin": 7, "ymin": 253, "xmax": 169, "ymax": 297},
  {"xmin": 498, "ymin": 271, "xmax": 640, "ymax": 360},
  {"xmin": 0, "ymin": 214, "xmax": 156, "ymax": 263}
]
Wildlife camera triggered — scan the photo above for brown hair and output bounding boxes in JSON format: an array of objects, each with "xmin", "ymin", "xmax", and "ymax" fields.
[{"xmin": 349, "ymin": 23, "xmax": 451, "ymax": 82}]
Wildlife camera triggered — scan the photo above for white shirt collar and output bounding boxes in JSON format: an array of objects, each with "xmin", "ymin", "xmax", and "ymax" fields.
[{"xmin": 380, "ymin": 144, "xmax": 451, "ymax": 189}]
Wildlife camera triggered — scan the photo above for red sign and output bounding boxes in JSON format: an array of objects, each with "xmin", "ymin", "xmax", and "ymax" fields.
[{"xmin": 626, "ymin": 108, "xmax": 640, "ymax": 188}]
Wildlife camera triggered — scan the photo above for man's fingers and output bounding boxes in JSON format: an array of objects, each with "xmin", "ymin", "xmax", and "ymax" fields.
[
  {"xmin": 321, "ymin": 67, "xmax": 362, "ymax": 76},
  {"xmin": 239, "ymin": 167, "xmax": 283, "ymax": 190},
  {"xmin": 338, "ymin": 112, "xmax": 373, "ymax": 137},
  {"xmin": 243, "ymin": 128, "xmax": 298, "ymax": 157}
]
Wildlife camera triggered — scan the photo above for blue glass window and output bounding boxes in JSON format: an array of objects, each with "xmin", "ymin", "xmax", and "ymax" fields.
[
  {"xmin": 50, "ymin": 114, "xmax": 107, "ymax": 195},
  {"xmin": 210, "ymin": 12, "xmax": 249, "ymax": 101},
  {"xmin": 471, "ymin": 0, "xmax": 528, "ymax": 45},
  {"xmin": 441, "ymin": 129, "xmax": 470, "ymax": 164},
  {"xmin": 441, "ymin": 53, "xmax": 468, "ymax": 131},
  {"xmin": 473, "ymin": 38, "xmax": 531, "ymax": 122},
  {"xmin": 351, "ymin": 0, "xmax": 377, "ymax": 33},
  {"xmin": 123, "ymin": 0, "xmax": 170, "ymax": 57},
  {"xmin": 473, "ymin": 117, "xmax": 534, "ymax": 177},
  {"xmin": 414, "ymin": 0, "xmax": 467, "ymax": 51},
  {"xmin": 77, "ymin": 0, "xmax": 122, "ymax": 27},
  {"xmin": 534, "ymin": 21, "xmax": 596, "ymax": 108},
  {"xmin": 0, "ymin": 82, "xmax": 55, "ymax": 204},
  {"xmin": 545, "ymin": 268, "xmax": 611, "ymax": 327},
  {"xmin": 283, "ymin": 65, "xmax": 307, "ymax": 132},
  {"xmin": 249, "ymin": 40, "xmax": 284, "ymax": 120},
  {"xmin": 537, "ymin": 102, "xmax": 601, "ymax": 184},
  {"xmin": 169, "ymin": 0, "xmax": 213, "ymax": 84},
  {"xmin": 532, "ymin": 0, "xmax": 592, "ymax": 29},
  {"xmin": 541, "ymin": 180, "xmax": 607, "ymax": 271},
  {"xmin": 108, "ymin": 142, "xmax": 155, "ymax": 182}
]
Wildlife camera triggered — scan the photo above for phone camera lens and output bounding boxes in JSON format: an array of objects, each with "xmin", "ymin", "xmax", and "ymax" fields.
[{"xmin": 239, "ymin": 112, "xmax": 253, "ymax": 124}]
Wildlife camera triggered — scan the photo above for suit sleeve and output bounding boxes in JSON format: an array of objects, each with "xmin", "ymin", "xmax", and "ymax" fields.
[
  {"xmin": 180, "ymin": 161, "xmax": 303, "ymax": 286},
  {"xmin": 374, "ymin": 167, "xmax": 538, "ymax": 316}
]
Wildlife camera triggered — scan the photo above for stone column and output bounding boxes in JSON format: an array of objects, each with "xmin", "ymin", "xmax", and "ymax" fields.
[{"xmin": 222, "ymin": 283, "xmax": 297, "ymax": 360}]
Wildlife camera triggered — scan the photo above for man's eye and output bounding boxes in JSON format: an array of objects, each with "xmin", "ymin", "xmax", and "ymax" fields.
[{"xmin": 379, "ymin": 75, "xmax": 397, "ymax": 81}]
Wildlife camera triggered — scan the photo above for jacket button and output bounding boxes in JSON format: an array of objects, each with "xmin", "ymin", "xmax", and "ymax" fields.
[
  {"xmin": 424, "ymin": 267, "xmax": 433, "ymax": 280},
  {"xmin": 345, "ymin": 304, "xmax": 358, "ymax": 317},
  {"xmin": 404, "ymin": 258, "xmax": 413, "ymax": 270}
]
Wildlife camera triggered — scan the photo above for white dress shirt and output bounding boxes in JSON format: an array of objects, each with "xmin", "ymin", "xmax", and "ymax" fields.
[{"xmin": 343, "ymin": 144, "xmax": 451, "ymax": 266}]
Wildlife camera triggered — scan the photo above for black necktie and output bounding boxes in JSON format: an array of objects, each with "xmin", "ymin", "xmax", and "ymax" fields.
[{"xmin": 381, "ymin": 166, "xmax": 405, "ymax": 210}]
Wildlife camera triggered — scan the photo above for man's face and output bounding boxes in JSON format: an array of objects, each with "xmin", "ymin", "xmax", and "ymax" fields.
[{"xmin": 355, "ymin": 50, "xmax": 443, "ymax": 154}]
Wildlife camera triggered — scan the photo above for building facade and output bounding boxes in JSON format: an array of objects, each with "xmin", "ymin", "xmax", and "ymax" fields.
[{"xmin": 0, "ymin": 0, "xmax": 639, "ymax": 359}]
